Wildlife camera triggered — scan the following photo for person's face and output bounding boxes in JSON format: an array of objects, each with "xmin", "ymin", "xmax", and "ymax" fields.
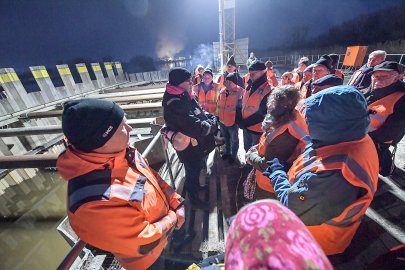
[
  {"xmin": 372, "ymin": 70, "xmax": 399, "ymax": 89},
  {"xmin": 298, "ymin": 63, "xmax": 307, "ymax": 72},
  {"xmin": 94, "ymin": 118, "xmax": 133, "ymax": 154},
  {"xmin": 281, "ymin": 76, "xmax": 291, "ymax": 85},
  {"xmin": 227, "ymin": 64, "xmax": 236, "ymax": 73},
  {"xmin": 178, "ymin": 78, "xmax": 193, "ymax": 91},
  {"xmin": 303, "ymin": 70, "xmax": 312, "ymax": 82},
  {"xmin": 367, "ymin": 55, "xmax": 384, "ymax": 68},
  {"xmin": 224, "ymin": 79, "xmax": 236, "ymax": 89},
  {"xmin": 203, "ymin": 73, "xmax": 213, "ymax": 85},
  {"xmin": 312, "ymin": 65, "xmax": 330, "ymax": 81},
  {"xmin": 249, "ymin": 70, "xmax": 266, "ymax": 82},
  {"xmin": 198, "ymin": 68, "xmax": 204, "ymax": 75}
]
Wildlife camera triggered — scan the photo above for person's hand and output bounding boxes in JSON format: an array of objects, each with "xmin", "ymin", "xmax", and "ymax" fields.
[
  {"xmin": 160, "ymin": 126, "xmax": 169, "ymax": 135},
  {"xmin": 262, "ymin": 158, "xmax": 284, "ymax": 177},
  {"xmin": 245, "ymin": 145, "xmax": 258, "ymax": 165},
  {"xmin": 175, "ymin": 205, "xmax": 185, "ymax": 230}
]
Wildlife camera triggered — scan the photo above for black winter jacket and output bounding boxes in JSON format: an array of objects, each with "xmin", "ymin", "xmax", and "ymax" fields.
[{"xmin": 163, "ymin": 91, "xmax": 217, "ymax": 162}]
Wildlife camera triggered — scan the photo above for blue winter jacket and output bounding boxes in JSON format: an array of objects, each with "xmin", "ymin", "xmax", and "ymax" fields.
[{"xmin": 267, "ymin": 86, "xmax": 371, "ymax": 226}]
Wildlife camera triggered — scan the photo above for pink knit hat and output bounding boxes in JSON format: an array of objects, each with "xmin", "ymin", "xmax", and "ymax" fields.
[{"xmin": 225, "ymin": 200, "xmax": 333, "ymax": 270}]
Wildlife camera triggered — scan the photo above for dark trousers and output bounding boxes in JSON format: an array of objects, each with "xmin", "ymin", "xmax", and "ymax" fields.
[
  {"xmin": 220, "ymin": 122, "xmax": 239, "ymax": 159},
  {"xmin": 183, "ymin": 158, "xmax": 204, "ymax": 198},
  {"xmin": 243, "ymin": 129, "xmax": 261, "ymax": 152}
]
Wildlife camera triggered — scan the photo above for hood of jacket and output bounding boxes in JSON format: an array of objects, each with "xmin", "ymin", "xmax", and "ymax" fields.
[
  {"xmin": 57, "ymin": 146, "xmax": 127, "ymax": 181},
  {"xmin": 305, "ymin": 85, "xmax": 370, "ymax": 148}
]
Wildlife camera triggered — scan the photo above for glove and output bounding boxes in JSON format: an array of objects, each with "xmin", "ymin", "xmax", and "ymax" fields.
[{"xmin": 262, "ymin": 158, "xmax": 284, "ymax": 177}]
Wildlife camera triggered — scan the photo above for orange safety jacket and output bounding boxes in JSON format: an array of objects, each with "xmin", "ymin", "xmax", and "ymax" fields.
[
  {"xmin": 57, "ymin": 146, "xmax": 183, "ymax": 270},
  {"xmin": 256, "ymin": 110, "xmax": 309, "ymax": 193},
  {"xmin": 287, "ymin": 135, "xmax": 379, "ymax": 255},
  {"xmin": 335, "ymin": 69, "xmax": 344, "ymax": 79},
  {"xmin": 217, "ymin": 74, "xmax": 225, "ymax": 89},
  {"xmin": 242, "ymin": 82, "xmax": 272, "ymax": 132},
  {"xmin": 217, "ymin": 86, "xmax": 243, "ymax": 127},
  {"xmin": 266, "ymin": 69, "xmax": 278, "ymax": 87},
  {"xmin": 194, "ymin": 83, "xmax": 219, "ymax": 114},
  {"xmin": 368, "ymin": 91, "xmax": 405, "ymax": 144}
]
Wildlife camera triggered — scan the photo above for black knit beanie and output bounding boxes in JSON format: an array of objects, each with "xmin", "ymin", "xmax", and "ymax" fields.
[
  {"xmin": 169, "ymin": 67, "xmax": 192, "ymax": 86},
  {"xmin": 314, "ymin": 55, "xmax": 332, "ymax": 71},
  {"xmin": 227, "ymin": 55, "xmax": 237, "ymax": 67},
  {"xmin": 248, "ymin": 60, "xmax": 266, "ymax": 71},
  {"xmin": 203, "ymin": 68, "xmax": 214, "ymax": 77},
  {"xmin": 225, "ymin": 72, "xmax": 239, "ymax": 85},
  {"xmin": 62, "ymin": 98, "xmax": 125, "ymax": 152}
]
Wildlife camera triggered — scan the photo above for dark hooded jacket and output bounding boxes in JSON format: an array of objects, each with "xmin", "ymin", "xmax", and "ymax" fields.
[
  {"xmin": 267, "ymin": 86, "xmax": 371, "ymax": 225},
  {"xmin": 163, "ymin": 89, "xmax": 217, "ymax": 162}
]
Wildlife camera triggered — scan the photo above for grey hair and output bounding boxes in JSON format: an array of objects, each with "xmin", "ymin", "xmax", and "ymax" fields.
[{"xmin": 369, "ymin": 50, "xmax": 387, "ymax": 59}]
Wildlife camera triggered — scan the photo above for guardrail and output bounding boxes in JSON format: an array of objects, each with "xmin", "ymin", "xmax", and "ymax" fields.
[
  {"xmin": 259, "ymin": 53, "xmax": 405, "ymax": 70},
  {"xmin": 0, "ymin": 61, "xmax": 126, "ymax": 120},
  {"xmin": 56, "ymin": 130, "xmax": 175, "ymax": 270}
]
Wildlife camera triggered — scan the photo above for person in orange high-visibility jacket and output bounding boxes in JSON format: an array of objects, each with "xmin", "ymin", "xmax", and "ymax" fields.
[
  {"xmin": 263, "ymin": 86, "xmax": 379, "ymax": 255},
  {"xmin": 281, "ymin": 72, "xmax": 295, "ymax": 86},
  {"xmin": 246, "ymin": 86, "xmax": 309, "ymax": 195},
  {"xmin": 217, "ymin": 55, "xmax": 245, "ymax": 89},
  {"xmin": 265, "ymin": 60, "xmax": 278, "ymax": 87},
  {"xmin": 292, "ymin": 57, "xmax": 310, "ymax": 84},
  {"xmin": 348, "ymin": 50, "xmax": 386, "ymax": 91},
  {"xmin": 57, "ymin": 99, "xmax": 185, "ymax": 270},
  {"xmin": 238, "ymin": 60, "xmax": 272, "ymax": 151},
  {"xmin": 217, "ymin": 72, "xmax": 244, "ymax": 164},
  {"xmin": 193, "ymin": 68, "xmax": 220, "ymax": 114},
  {"xmin": 364, "ymin": 61, "xmax": 405, "ymax": 176},
  {"xmin": 295, "ymin": 64, "xmax": 314, "ymax": 99}
]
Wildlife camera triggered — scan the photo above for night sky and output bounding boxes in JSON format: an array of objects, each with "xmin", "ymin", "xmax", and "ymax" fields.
[{"xmin": 0, "ymin": 0, "xmax": 401, "ymax": 70}]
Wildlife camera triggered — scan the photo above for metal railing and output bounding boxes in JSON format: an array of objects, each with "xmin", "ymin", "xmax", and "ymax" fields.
[
  {"xmin": 57, "ymin": 130, "xmax": 176, "ymax": 270},
  {"xmin": 259, "ymin": 53, "xmax": 405, "ymax": 69}
]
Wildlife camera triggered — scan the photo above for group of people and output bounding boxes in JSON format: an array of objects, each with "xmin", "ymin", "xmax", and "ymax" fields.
[
  {"xmin": 162, "ymin": 50, "xmax": 405, "ymax": 259},
  {"xmin": 55, "ymin": 49, "xmax": 405, "ymax": 269}
]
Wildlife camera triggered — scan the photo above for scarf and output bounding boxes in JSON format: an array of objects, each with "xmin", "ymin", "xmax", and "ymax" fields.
[{"xmin": 166, "ymin": 83, "xmax": 195, "ymax": 99}]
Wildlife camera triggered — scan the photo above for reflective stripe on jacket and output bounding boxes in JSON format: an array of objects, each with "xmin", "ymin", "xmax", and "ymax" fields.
[
  {"xmin": 256, "ymin": 110, "xmax": 309, "ymax": 193},
  {"xmin": 287, "ymin": 135, "xmax": 378, "ymax": 255},
  {"xmin": 195, "ymin": 83, "xmax": 219, "ymax": 114},
  {"xmin": 217, "ymin": 86, "xmax": 243, "ymax": 127},
  {"xmin": 242, "ymin": 82, "xmax": 272, "ymax": 132},
  {"xmin": 368, "ymin": 91, "xmax": 405, "ymax": 144},
  {"xmin": 57, "ymin": 146, "xmax": 183, "ymax": 270}
]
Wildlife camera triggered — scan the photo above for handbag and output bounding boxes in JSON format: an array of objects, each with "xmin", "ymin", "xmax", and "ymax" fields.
[{"xmin": 243, "ymin": 168, "xmax": 257, "ymax": 200}]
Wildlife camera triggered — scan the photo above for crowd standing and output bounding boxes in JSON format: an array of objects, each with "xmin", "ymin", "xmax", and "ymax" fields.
[
  {"xmin": 58, "ymin": 49, "xmax": 405, "ymax": 269},
  {"xmin": 179, "ymin": 50, "xmax": 405, "ymax": 265}
]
